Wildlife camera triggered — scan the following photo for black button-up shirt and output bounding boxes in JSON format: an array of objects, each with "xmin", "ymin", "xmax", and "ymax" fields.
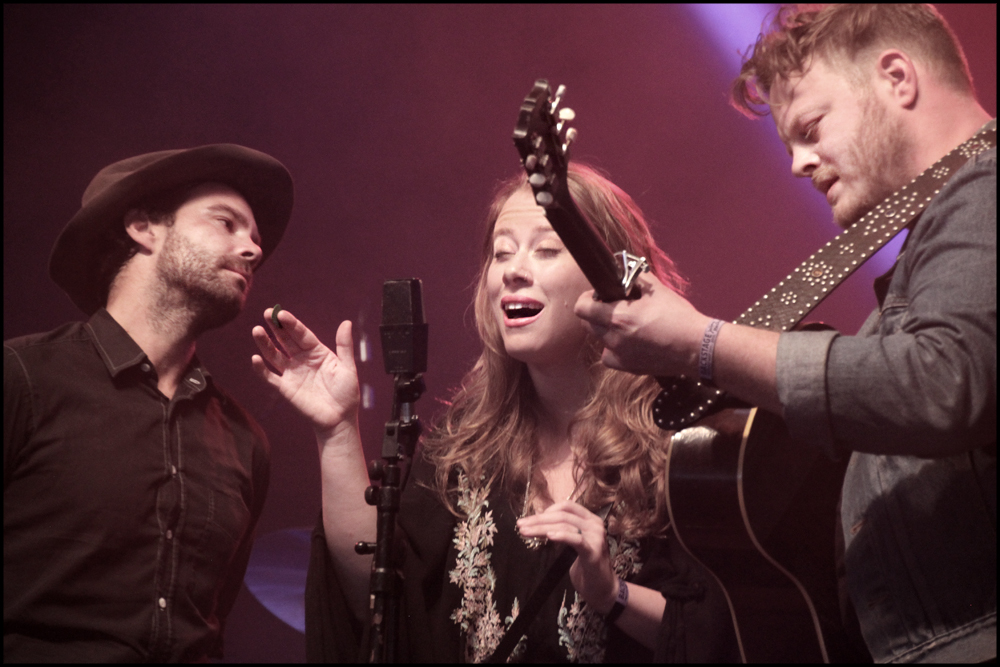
[{"xmin": 4, "ymin": 308, "xmax": 269, "ymax": 662}]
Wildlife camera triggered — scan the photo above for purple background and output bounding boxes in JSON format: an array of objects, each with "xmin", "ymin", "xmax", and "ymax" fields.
[{"xmin": 4, "ymin": 4, "xmax": 995, "ymax": 662}]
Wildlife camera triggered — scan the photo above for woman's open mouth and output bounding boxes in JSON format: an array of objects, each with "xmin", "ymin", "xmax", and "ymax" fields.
[{"xmin": 501, "ymin": 298, "xmax": 543, "ymax": 326}]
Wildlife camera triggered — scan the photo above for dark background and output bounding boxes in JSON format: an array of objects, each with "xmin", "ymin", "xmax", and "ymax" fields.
[{"xmin": 4, "ymin": 4, "xmax": 995, "ymax": 662}]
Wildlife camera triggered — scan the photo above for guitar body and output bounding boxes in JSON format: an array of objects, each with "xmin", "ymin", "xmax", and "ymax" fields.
[{"xmin": 666, "ymin": 407, "xmax": 855, "ymax": 663}]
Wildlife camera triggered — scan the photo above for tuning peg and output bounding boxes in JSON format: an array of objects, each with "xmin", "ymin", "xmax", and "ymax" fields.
[
  {"xmin": 550, "ymin": 84, "xmax": 566, "ymax": 113},
  {"xmin": 535, "ymin": 191, "xmax": 554, "ymax": 207},
  {"xmin": 558, "ymin": 107, "xmax": 576, "ymax": 122},
  {"xmin": 524, "ymin": 154, "xmax": 538, "ymax": 171},
  {"xmin": 562, "ymin": 127, "xmax": 578, "ymax": 153},
  {"xmin": 528, "ymin": 173, "xmax": 547, "ymax": 187}
]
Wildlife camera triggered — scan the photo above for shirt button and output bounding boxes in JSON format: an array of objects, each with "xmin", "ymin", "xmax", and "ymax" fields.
[
  {"xmin": 166, "ymin": 529, "xmax": 173, "ymax": 540},
  {"xmin": 158, "ymin": 597, "xmax": 167, "ymax": 609},
  {"xmin": 140, "ymin": 362, "xmax": 152, "ymax": 373},
  {"xmin": 171, "ymin": 465, "xmax": 177, "ymax": 476}
]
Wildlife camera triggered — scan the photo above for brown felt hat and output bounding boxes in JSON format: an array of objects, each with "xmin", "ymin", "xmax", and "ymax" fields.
[{"xmin": 49, "ymin": 144, "xmax": 294, "ymax": 314}]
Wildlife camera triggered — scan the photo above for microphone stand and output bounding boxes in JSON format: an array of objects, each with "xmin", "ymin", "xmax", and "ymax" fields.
[{"xmin": 355, "ymin": 372, "xmax": 424, "ymax": 663}]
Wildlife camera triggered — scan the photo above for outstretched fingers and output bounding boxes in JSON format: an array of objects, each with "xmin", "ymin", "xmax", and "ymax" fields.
[
  {"xmin": 251, "ymin": 306, "xmax": 335, "ymax": 379},
  {"xmin": 251, "ymin": 324, "xmax": 288, "ymax": 378},
  {"xmin": 264, "ymin": 306, "xmax": 317, "ymax": 357}
]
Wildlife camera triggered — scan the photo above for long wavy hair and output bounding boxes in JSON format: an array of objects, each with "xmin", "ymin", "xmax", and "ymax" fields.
[{"xmin": 421, "ymin": 163, "xmax": 687, "ymax": 540}]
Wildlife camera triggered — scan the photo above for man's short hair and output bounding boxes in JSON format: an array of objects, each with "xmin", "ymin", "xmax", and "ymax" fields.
[
  {"xmin": 98, "ymin": 182, "xmax": 196, "ymax": 304},
  {"xmin": 731, "ymin": 4, "xmax": 975, "ymax": 118}
]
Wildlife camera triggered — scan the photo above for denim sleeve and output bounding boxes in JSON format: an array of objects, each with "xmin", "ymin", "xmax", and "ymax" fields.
[
  {"xmin": 777, "ymin": 149, "xmax": 997, "ymax": 459},
  {"xmin": 776, "ymin": 329, "xmax": 840, "ymax": 459}
]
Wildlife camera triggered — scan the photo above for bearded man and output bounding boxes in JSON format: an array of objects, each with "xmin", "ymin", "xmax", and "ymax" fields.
[
  {"xmin": 4, "ymin": 145, "xmax": 293, "ymax": 662},
  {"xmin": 575, "ymin": 4, "xmax": 995, "ymax": 663}
]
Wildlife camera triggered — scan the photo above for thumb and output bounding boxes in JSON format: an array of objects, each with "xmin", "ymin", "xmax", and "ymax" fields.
[
  {"xmin": 574, "ymin": 290, "xmax": 598, "ymax": 320},
  {"xmin": 335, "ymin": 320, "xmax": 357, "ymax": 370}
]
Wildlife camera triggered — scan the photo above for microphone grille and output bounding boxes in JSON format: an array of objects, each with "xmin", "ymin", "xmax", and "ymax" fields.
[{"xmin": 381, "ymin": 279, "xmax": 425, "ymax": 325}]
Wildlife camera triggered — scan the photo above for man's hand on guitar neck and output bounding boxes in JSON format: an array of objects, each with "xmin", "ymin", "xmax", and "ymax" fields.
[{"xmin": 574, "ymin": 273, "xmax": 784, "ymax": 417}]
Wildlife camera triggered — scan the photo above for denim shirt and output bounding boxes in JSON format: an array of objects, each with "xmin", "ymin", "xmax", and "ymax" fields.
[{"xmin": 776, "ymin": 129, "xmax": 996, "ymax": 663}]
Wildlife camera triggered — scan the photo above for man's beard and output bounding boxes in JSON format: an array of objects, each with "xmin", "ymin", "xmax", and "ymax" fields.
[
  {"xmin": 153, "ymin": 228, "xmax": 251, "ymax": 334},
  {"xmin": 830, "ymin": 92, "xmax": 914, "ymax": 228}
]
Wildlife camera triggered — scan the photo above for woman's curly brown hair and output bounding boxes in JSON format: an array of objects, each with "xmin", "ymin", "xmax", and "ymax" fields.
[{"xmin": 421, "ymin": 163, "xmax": 687, "ymax": 540}]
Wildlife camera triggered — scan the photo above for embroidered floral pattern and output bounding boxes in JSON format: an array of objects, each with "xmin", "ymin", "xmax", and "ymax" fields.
[
  {"xmin": 557, "ymin": 589, "xmax": 606, "ymax": 662},
  {"xmin": 504, "ymin": 597, "xmax": 528, "ymax": 662},
  {"xmin": 449, "ymin": 471, "xmax": 524, "ymax": 662},
  {"xmin": 556, "ymin": 534, "xmax": 642, "ymax": 663},
  {"xmin": 448, "ymin": 474, "xmax": 644, "ymax": 663},
  {"xmin": 610, "ymin": 534, "xmax": 642, "ymax": 578}
]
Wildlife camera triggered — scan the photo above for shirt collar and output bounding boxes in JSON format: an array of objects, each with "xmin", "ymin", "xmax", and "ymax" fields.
[
  {"xmin": 85, "ymin": 308, "xmax": 148, "ymax": 377},
  {"xmin": 84, "ymin": 308, "xmax": 213, "ymax": 390}
]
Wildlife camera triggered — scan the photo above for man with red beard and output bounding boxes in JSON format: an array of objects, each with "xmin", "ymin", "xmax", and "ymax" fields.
[
  {"xmin": 4, "ymin": 145, "xmax": 293, "ymax": 662},
  {"xmin": 575, "ymin": 5, "xmax": 995, "ymax": 663}
]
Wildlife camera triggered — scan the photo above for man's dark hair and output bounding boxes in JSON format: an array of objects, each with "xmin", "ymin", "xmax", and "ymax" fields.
[{"xmin": 97, "ymin": 182, "xmax": 197, "ymax": 304}]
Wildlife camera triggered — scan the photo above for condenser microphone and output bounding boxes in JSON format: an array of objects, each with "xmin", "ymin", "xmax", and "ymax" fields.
[{"xmin": 379, "ymin": 279, "xmax": 428, "ymax": 376}]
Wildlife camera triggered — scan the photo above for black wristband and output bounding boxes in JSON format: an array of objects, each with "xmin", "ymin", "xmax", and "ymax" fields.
[{"xmin": 604, "ymin": 578, "xmax": 629, "ymax": 624}]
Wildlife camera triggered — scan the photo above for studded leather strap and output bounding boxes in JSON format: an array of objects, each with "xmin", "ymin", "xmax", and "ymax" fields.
[
  {"xmin": 738, "ymin": 120, "xmax": 996, "ymax": 333},
  {"xmin": 653, "ymin": 120, "xmax": 996, "ymax": 431}
]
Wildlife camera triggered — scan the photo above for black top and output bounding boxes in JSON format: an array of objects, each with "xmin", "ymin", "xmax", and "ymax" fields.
[
  {"xmin": 3, "ymin": 309, "xmax": 270, "ymax": 662},
  {"xmin": 305, "ymin": 452, "xmax": 739, "ymax": 663}
]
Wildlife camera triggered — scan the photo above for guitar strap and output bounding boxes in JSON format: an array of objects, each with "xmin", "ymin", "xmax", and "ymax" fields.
[
  {"xmin": 736, "ymin": 119, "xmax": 996, "ymax": 334},
  {"xmin": 654, "ymin": 119, "xmax": 996, "ymax": 431},
  {"xmin": 485, "ymin": 502, "xmax": 614, "ymax": 664}
]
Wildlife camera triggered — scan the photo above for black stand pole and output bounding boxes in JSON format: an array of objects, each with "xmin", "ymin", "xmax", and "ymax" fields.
[{"xmin": 355, "ymin": 372, "xmax": 424, "ymax": 663}]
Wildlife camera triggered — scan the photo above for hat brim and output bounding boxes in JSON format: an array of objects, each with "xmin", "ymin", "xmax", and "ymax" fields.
[{"xmin": 49, "ymin": 144, "xmax": 293, "ymax": 314}]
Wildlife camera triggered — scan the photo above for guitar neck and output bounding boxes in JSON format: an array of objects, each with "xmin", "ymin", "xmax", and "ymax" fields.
[{"xmin": 549, "ymin": 189, "xmax": 628, "ymax": 302}]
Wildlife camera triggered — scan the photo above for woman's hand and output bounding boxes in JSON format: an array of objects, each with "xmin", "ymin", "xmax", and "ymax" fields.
[
  {"xmin": 251, "ymin": 307, "xmax": 360, "ymax": 436},
  {"xmin": 516, "ymin": 501, "xmax": 619, "ymax": 614}
]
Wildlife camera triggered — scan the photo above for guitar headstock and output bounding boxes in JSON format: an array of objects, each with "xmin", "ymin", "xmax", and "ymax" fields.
[{"xmin": 513, "ymin": 79, "xmax": 578, "ymax": 209}]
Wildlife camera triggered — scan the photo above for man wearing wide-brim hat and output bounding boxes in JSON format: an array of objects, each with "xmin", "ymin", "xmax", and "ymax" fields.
[{"xmin": 4, "ymin": 144, "xmax": 293, "ymax": 662}]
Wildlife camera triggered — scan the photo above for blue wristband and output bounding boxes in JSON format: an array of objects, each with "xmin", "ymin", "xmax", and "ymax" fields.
[{"xmin": 698, "ymin": 319, "xmax": 725, "ymax": 383}]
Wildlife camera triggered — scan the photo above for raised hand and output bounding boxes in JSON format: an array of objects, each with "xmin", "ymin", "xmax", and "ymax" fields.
[
  {"xmin": 516, "ymin": 501, "xmax": 619, "ymax": 614},
  {"xmin": 251, "ymin": 307, "xmax": 360, "ymax": 435}
]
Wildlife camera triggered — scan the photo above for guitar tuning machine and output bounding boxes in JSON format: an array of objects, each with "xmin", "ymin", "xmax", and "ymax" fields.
[
  {"xmin": 550, "ymin": 84, "xmax": 567, "ymax": 113},
  {"xmin": 562, "ymin": 127, "xmax": 578, "ymax": 154},
  {"xmin": 556, "ymin": 107, "xmax": 575, "ymax": 137},
  {"xmin": 557, "ymin": 107, "xmax": 576, "ymax": 122},
  {"xmin": 535, "ymin": 191, "xmax": 554, "ymax": 207}
]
